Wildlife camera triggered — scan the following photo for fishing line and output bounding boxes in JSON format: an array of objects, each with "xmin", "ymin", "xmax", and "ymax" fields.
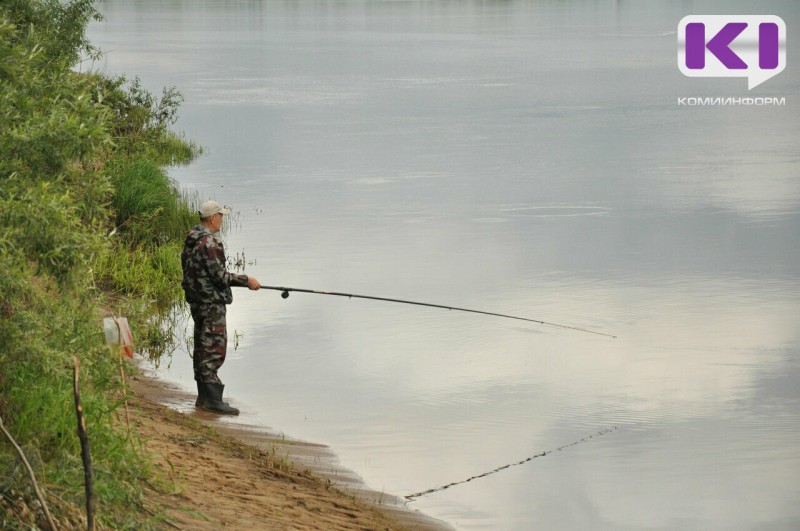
[
  {"xmin": 256, "ymin": 285, "xmax": 616, "ymax": 339},
  {"xmin": 404, "ymin": 426, "xmax": 618, "ymax": 501}
]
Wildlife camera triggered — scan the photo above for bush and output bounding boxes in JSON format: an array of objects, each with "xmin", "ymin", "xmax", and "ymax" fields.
[
  {"xmin": 1, "ymin": 0, "xmax": 101, "ymax": 69},
  {"xmin": 0, "ymin": 177, "xmax": 105, "ymax": 285},
  {"xmin": 0, "ymin": 260, "xmax": 150, "ymax": 529},
  {"xmin": 0, "ymin": 0, "xmax": 199, "ymax": 527}
]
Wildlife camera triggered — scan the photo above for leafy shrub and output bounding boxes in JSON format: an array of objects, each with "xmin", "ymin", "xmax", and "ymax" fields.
[
  {"xmin": 90, "ymin": 74, "xmax": 201, "ymax": 164},
  {"xmin": 0, "ymin": 0, "xmax": 200, "ymax": 527}
]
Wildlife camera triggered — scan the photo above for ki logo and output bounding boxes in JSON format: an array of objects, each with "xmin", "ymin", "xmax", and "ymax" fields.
[{"xmin": 678, "ymin": 15, "xmax": 786, "ymax": 90}]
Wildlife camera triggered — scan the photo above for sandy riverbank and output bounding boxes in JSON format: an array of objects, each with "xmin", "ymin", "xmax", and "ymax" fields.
[{"xmin": 129, "ymin": 370, "xmax": 451, "ymax": 530}]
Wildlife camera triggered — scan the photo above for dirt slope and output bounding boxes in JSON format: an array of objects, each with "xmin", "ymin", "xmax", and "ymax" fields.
[{"xmin": 130, "ymin": 377, "xmax": 448, "ymax": 530}]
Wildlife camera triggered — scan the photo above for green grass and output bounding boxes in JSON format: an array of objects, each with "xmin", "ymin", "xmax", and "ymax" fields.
[
  {"xmin": 0, "ymin": 271, "xmax": 152, "ymax": 529},
  {"xmin": 110, "ymin": 158, "xmax": 198, "ymax": 247},
  {"xmin": 141, "ymin": 129, "xmax": 203, "ymax": 167},
  {"xmin": 94, "ymin": 240, "xmax": 183, "ymax": 304}
]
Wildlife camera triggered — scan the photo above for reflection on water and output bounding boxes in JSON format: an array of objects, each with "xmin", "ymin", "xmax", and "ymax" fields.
[{"xmin": 90, "ymin": 0, "xmax": 800, "ymax": 529}]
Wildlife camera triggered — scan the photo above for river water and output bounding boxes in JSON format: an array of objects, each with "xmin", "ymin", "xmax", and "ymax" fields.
[{"xmin": 88, "ymin": 1, "xmax": 800, "ymax": 529}]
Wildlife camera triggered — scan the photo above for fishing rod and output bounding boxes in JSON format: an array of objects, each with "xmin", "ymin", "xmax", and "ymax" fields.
[{"xmin": 253, "ymin": 285, "xmax": 616, "ymax": 339}]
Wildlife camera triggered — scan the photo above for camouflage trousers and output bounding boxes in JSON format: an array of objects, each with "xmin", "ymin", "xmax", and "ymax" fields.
[{"xmin": 189, "ymin": 303, "xmax": 227, "ymax": 384}]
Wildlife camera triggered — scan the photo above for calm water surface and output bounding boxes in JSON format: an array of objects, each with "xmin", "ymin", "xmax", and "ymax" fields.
[{"xmin": 89, "ymin": 1, "xmax": 800, "ymax": 529}]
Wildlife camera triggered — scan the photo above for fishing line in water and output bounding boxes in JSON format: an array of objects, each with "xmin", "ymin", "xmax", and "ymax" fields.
[{"xmin": 404, "ymin": 426, "xmax": 618, "ymax": 501}]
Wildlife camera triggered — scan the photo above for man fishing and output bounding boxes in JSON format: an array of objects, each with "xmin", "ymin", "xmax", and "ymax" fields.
[{"xmin": 181, "ymin": 200, "xmax": 260, "ymax": 415}]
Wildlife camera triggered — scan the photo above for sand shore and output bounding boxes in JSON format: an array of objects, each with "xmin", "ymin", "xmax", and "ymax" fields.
[{"xmin": 129, "ymin": 369, "xmax": 451, "ymax": 530}]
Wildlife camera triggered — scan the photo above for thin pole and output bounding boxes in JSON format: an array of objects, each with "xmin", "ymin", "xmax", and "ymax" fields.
[
  {"xmin": 257, "ymin": 285, "xmax": 616, "ymax": 339},
  {"xmin": 0, "ymin": 416, "xmax": 58, "ymax": 530},
  {"xmin": 73, "ymin": 356, "xmax": 96, "ymax": 531}
]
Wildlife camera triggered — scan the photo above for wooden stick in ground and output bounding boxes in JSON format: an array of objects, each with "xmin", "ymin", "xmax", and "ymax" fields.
[
  {"xmin": 73, "ymin": 356, "xmax": 97, "ymax": 531},
  {"xmin": 0, "ymin": 415, "xmax": 58, "ymax": 531}
]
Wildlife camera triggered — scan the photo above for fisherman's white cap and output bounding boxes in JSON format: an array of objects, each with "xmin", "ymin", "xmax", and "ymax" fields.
[{"xmin": 199, "ymin": 200, "xmax": 231, "ymax": 218}]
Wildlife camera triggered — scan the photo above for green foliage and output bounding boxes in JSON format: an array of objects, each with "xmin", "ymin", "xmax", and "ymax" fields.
[
  {"xmin": 1, "ymin": 0, "xmax": 102, "ymax": 69},
  {"xmin": 109, "ymin": 159, "xmax": 196, "ymax": 246},
  {"xmin": 0, "ymin": 265, "xmax": 151, "ymax": 529},
  {"xmin": 90, "ymin": 74, "xmax": 202, "ymax": 165},
  {"xmin": 94, "ymin": 241, "xmax": 186, "ymax": 308},
  {"xmin": 0, "ymin": 45, "xmax": 111, "ymax": 183},
  {"xmin": 0, "ymin": 20, "xmax": 23, "ymax": 81},
  {"xmin": 0, "ymin": 0, "xmax": 201, "ymax": 527},
  {"xmin": 1, "ymin": 177, "xmax": 105, "ymax": 284},
  {"xmin": 146, "ymin": 129, "xmax": 203, "ymax": 166},
  {"xmin": 110, "ymin": 75, "xmax": 183, "ymax": 135}
]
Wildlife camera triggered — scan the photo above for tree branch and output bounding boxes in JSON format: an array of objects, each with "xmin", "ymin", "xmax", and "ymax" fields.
[
  {"xmin": 73, "ymin": 356, "xmax": 96, "ymax": 530},
  {"xmin": 0, "ymin": 415, "xmax": 58, "ymax": 530}
]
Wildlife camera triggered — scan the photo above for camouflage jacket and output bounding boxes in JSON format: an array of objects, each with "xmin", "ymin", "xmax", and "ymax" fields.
[{"xmin": 181, "ymin": 224, "xmax": 248, "ymax": 305}]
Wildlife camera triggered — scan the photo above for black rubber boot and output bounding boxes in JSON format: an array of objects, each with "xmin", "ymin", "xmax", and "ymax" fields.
[
  {"xmin": 196, "ymin": 382, "xmax": 240, "ymax": 415},
  {"xmin": 194, "ymin": 381, "xmax": 207, "ymax": 407}
]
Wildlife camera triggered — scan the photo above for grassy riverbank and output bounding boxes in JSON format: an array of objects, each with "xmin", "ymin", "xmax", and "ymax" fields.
[{"xmin": 0, "ymin": 1, "xmax": 201, "ymax": 527}]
